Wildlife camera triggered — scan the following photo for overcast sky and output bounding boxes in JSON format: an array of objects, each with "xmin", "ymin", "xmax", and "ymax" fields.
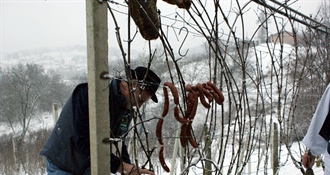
[
  {"xmin": 1, "ymin": 0, "xmax": 86, "ymax": 53},
  {"xmin": 0, "ymin": 0, "xmax": 322, "ymax": 55}
]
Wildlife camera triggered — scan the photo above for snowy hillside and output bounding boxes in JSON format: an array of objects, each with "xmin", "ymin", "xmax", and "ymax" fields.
[
  {"xmin": 1, "ymin": 46, "xmax": 87, "ymax": 80},
  {"xmin": 0, "ymin": 44, "xmax": 325, "ymax": 175}
]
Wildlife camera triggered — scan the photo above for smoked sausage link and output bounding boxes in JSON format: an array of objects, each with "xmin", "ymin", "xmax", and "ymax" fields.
[
  {"xmin": 162, "ymin": 87, "xmax": 169, "ymax": 117},
  {"xmin": 159, "ymin": 146, "xmax": 170, "ymax": 172},
  {"xmin": 156, "ymin": 118, "xmax": 164, "ymax": 145},
  {"xmin": 164, "ymin": 82, "xmax": 179, "ymax": 105}
]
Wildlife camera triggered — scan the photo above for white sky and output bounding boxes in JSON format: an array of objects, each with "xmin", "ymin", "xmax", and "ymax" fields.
[
  {"xmin": 0, "ymin": 0, "xmax": 323, "ymax": 55},
  {"xmin": 1, "ymin": 0, "xmax": 86, "ymax": 53}
]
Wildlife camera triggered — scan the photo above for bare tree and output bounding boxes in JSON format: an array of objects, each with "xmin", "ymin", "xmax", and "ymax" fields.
[{"xmin": 0, "ymin": 63, "xmax": 68, "ymax": 173}]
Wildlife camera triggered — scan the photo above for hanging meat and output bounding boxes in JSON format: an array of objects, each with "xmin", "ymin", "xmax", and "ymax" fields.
[{"xmin": 129, "ymin": 0, "xmax": 160, "ymax": 40}]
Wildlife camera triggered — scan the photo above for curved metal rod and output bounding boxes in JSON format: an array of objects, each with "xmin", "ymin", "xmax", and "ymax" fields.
[{"xmin": 178, "ymin": 26, "xmax": 189, "ymax": 57}]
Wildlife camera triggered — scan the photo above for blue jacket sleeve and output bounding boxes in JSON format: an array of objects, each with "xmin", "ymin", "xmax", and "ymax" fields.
[
  {"xmin": 121, "ymin": 143, "xmax": 131, "ymax": 164},
  {"xmin": 110, "ymin": 142, "xmax": 131, "ymax": 173}
]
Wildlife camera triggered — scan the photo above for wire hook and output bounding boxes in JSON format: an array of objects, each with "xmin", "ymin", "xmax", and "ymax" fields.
[{"xmin": 178, "ymin": 26, "xmax": 189, "ymax": 57}]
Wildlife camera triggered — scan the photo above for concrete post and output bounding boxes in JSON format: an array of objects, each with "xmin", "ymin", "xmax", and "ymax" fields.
[{"xmin": 86, "ymin": 0, "xmax": 110, "ymax": 174}]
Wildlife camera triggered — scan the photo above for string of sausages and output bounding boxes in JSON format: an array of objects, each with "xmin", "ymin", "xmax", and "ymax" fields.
[{"xmin": 156, "ymin": 81, "xmax": 224, "ymax": 172}]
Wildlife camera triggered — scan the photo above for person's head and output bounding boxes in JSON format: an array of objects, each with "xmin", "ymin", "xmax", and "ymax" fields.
[{"xmin": 120, "ymin": 67, "xmax": 161, "ymax": 108}]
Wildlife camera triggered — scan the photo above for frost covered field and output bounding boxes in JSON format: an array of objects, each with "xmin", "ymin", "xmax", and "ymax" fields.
[{"xmin": 0, "ymin": 111, "xmax": 324, "ymax": 175}]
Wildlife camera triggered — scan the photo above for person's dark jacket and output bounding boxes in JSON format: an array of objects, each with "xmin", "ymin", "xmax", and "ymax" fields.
[{"xmin": 39, "ymin": 79, "xmax": 132, "ymax": 174}]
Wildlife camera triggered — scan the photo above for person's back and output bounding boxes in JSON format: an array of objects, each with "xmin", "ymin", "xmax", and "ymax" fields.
[
  {"xmin": 40, "ymin": 66, "xmax": 160, "ymax": 175},
  {"xmin": 40, "ymin": 83, "xmax": 91, "ymax": 174},
  {"xmin": 302, "ymin": 83, "xmax": 330, "ymax": 175}
]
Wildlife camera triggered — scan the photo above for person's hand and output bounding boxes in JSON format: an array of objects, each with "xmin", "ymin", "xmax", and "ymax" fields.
[
  {"xmin": 302, "ymin": 151, "xmax": 315, "ymax": 169},
  {"xmin": 121, "ymin": 162, "xmax": 155, "ymax": 175}
]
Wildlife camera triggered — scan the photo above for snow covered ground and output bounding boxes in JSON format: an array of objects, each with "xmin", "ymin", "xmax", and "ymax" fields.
[{"xmin": 0, "ymin": 112, "xmax": 325, "ymax": 175}]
